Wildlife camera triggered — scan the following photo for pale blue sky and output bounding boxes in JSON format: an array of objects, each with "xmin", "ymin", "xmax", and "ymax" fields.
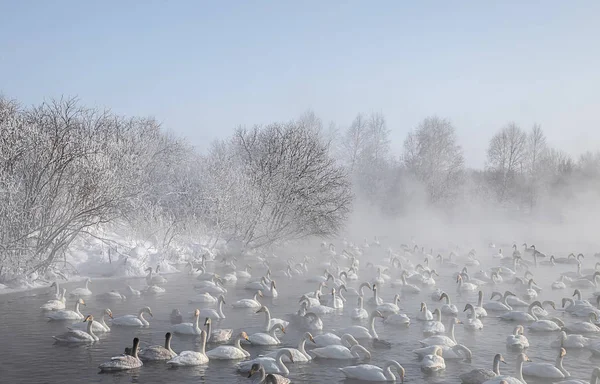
[{"xmin": 1, "ymin": 1, "xmax": 599, "ymax": 167}]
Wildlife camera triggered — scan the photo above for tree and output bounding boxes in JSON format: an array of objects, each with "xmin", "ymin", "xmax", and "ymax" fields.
[
  {"xmin": 340, "ymin": 114, "xmax": 369, "ymax": 172},
  {"xmin": 525, "ymin": 124, "xmax": 547, "ymax": 209},
  {"xmin": 402, "ymin": 116, "xmax": 465, "ymax": 204},
  {"xmin": 486, "ymin": 122, "xmax": 527, "ymax": 202}
]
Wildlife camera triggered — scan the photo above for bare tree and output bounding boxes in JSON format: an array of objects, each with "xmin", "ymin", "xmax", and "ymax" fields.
[
  {"xmin": 525, "ymin": 124, "xmax": 547, "ymax": 209},
  {"xmin": 340, "ymin": 114, "xmax": 369, "ymax": 171},
  {"xmin": 486, "ymin": 122, "xmax": 527, "ymax": 202},
  {"xmin": 403, "ymin": 116, "xmax": 464, "ymax": 204}
]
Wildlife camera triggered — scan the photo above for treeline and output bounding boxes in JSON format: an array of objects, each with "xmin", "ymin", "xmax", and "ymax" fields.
[
  {"xmin": 331, "ymin": 112, "xmax": 600, "ymax": 218},
  {"xmin": 0, "ymin": 97, "xmax": 351, "ymax": 280}
]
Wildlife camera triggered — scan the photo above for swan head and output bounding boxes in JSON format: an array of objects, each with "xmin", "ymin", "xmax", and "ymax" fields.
[
  {"xmin": 304, "ymin": 332, "xmax": 316, "ymax": 343},
  {"xmin": 438, "ymin": 292, "xmax": 448, "ymax": 302},
  {"xmin": 456, "ymin": 275, "xmax": 463, "ymax": 283},
  {"xmin": 559, "ymin": 347, "xmax": 567, "ymax": 358},
  {"xmin": 495, "ymin": 353, "xmax": 507, "ymax": 364},
  {"xmin": 433, "ymin": 346, "xmax": 443, "ymax": 356},
  {"xmin": 518, "ymin": 353, "xmax": 531, "ymax": 363},
  {"xmin": 240, "ymin": 331, "xmax": 250, "ymax": 343},
  {"xmin": 142, "ymin": 306, "xmax": 153, "ymax": 317},
  {"xmin": 193, "ymin": 309, "xmax": 200, "ymax": 318},
  {"xmin": 204, "ymin": 317, "xmax": 211, "ymax": 326},
  {"xmin": 104, "ymin": 309, "xmax": 113, "ymax": 318},
  {"xmin": 83, "ymin": 314, "xmax": 93, "ymax": 322},
  {"xmin": 463, "ymin": 303, "xmax": 474, "ymax": 312},
  {"xmin": 372, "ymin": 310, "xmax": 384, "ymax": 319},
  {"xmin": 271, "ymin": 280, "xmax": 277, "ymax": 289},
  {"xmin": 219, "ymin": 295, "xmax": 226, "ymax": 304},
  {"xmin": 256, "ymin": 290, "xmax": 264, "ymax": 297},
  {"xmin": 78, "ymin": 298, "xmax": 86, "ymax": 306}
]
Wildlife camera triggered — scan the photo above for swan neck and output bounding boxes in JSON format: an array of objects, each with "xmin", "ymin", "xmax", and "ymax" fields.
[
  {"xmin": 218, "ymin": 300, "xmax": 225, "ymax": 318},
  {"xmin": 277, "ymin": 352, "xmax": 290, "ymax": 375},
  {"xmin": 200, "ymin": 331, "xmax": 207, "ymax": 354},
  {"xmin": 449, "ymin": 321, "xmax": 456, "ymax": 342},
  {"xmin": 369, "ymin": 314, "xmax": 378, "ymax": 338},
  {"xmin": 477, "ymin": 292, "xmax": 483, "ymax": 306},
  {"xmin": 493, "ymin": 356, "xmax": 501, "ymax": 374},
  {"xmin": 516, "ymin": 356, "xmax": 525, "ymax": 381}
]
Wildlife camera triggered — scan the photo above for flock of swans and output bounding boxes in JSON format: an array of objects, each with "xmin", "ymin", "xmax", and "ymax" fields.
[{"xmin": 37, "ymin": 240, "xmax": 600, "ymax": 383}]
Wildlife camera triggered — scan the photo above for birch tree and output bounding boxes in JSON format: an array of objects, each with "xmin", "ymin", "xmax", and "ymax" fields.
[{"xmin": 486, "ymin": 122, "xmax": 527, "ymax": 202}]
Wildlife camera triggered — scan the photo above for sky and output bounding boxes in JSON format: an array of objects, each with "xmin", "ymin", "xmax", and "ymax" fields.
[{"xmin": 1, "ymin": 1, "xmax": 599, "ymax": 167}]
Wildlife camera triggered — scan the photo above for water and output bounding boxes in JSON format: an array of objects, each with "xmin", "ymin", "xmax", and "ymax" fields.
[{"xmin": 0, "ymin": 254, "xmax": 597, "ymax": 383}]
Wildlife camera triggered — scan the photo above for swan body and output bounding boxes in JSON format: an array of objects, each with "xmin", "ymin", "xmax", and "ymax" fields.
[
  {"xmin": 420, "ymin": 318, "xmax": 461, "ymax": 347},
  {"xmin": 112, "ymin": 307, "xmax": 153, "ymax": 327},
  {"xmin": 551, "ymin": 331, "xmax": 590, "ymax": 349},
  {"xmin": 256, "ymin": 305, "xmax": 289, "ymax": 332},
  {"xmin": 263, "ymin": 332, "xmax": 315, "ymax": 362},
  {"xmin": 339, "ymin": 360, "xmax": 405, "ymax": 382},
  {"xmin": 172, "ymin": 308, "xmax": 201, "ymax": 335},
  {"xmin": 204, "ymin": 317, "xmax": 233, "ymax": 343},
  {"xmin": 47, "ymin": 298, "xmax": 85, "ymax": 320},
  {"xmin": 53, "ymin": 315, "xmax": 98, "ymax": 342},
  {"xmin": 68, "ymin": 308, "xmax": 112, "ymax": 332},
  {"xmin": 249, "ymin": 323, "xmax": 285, "ymax": 346},
  {"xmin": 311, "ymin": 344, "xmax": 371, "ymax": 360},
  {"xmin": 41, "ymin": 288, "xmax": 67, "ymax": 311},
  {"xmin": 70, "ymin": 278, "xmax": 92, "ymax": 297},
  {"xmin": 482, "ymin": 353, "xmax": 530, "ymax": 384},
  {"xmin": 351, "ymin": 296, "xmax": 369, "ymax": 320},
  {"xmin": 237, "ymin": 349, "xmax": 294, "ymax": 375},
  {"xmin": 199, "ymin": 295, "xmax": 226, "ymax": 319},
  {"xmin": 206, "ymin": 332, "xmax": 251, "ymax": 359},
  {"xmin": 232, "ymin": 291, "xmax": 263, "ymax": 308},
  {"xmin": 414, "ymin": 344, "xmax": 472, "ymax": 360},
  {"xmin": 98, "ymin": 338, "xmax": 143, "ymax": 371},
  {"xmin": 506, "ymin": 325, "xmax": 529, "ymax": 349},
  {"xmin": 167, "ymin": 330, "xmax": 208, "ymax": 366},
  {"xmin": 339, "ymin": 310, "xmax": 383, "ymax": 339},
  {"xmin": 139, "ymin": 332, "xmax": 177, "ymax": 361},
  {"xmin": 421, "ymin": 346, "xmax": 446, "ymax": 373},
  {"xmin": 522, "ymin": 347, "xmax": 568, "ymax": 379},
  {"xmin": 459, "ymin": 353, "xmax": 506, "ymax": 384}
]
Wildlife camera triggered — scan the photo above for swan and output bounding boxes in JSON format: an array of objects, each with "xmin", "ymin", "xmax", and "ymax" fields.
[
  {"xmin": 421, "ymin": 346, "xmax": 446, "ymax": 373},
  {"xmin": 522, "ymin": 347, "xmax": 568, "ymax": 379},
  {"xmin": 96, "ymin": 290, "xmax": 126, "ymax": 301},
  {"xmin": 248, "ymin": 323, "xmax": 285, "ymax": 345},
  {"xmin": 139, "ymin": 332, "xmax": 177, "ymax": 361},
  {"xmin": 199, "ymin": 295, "xmax": 226, "ymax": 319},
  {"xmin": 311, "ymin": 343, "xmax": 370, "ymax": 360},
  {"xmin": 376, "ymin": 294, "xmax": 401, "ymax": 315},
  {"xmin": 167, "ymin": 330, "xmax": 209, "ymax": 366},
  {"xmin": 188, "ymin": 291, "xmax": 217, "ymax": 304},
  {"xmin": 472, "ymin": 290, "xmax": 488, "ymax": 317},
  {"xmin": 551, "ymin": 331, "xmax": 590, "ymax": 349},
  {"xmin": 499, "ymin": 301, "xmax": 541, "ymax": 322},
  {"xmin": 528, "ymin": 316, "xmax": 563, "ymax": 332},
  {"xmin": 47, "ymin": 298, "xmax": 85, "ymax": 320},
  {"xmin": 459, "ymin": 353, "xmax": 506, "ymax": 384},
  {"xmin": 420, "ymin": 318, "xmax": 461, "ymax": 347},
  {"xmin": 564, "ymin": 313, "xmax": 600, "ymax": 333},
  {"xmin": 423, "ymin": 308, "xmax": 445, "ymax": 335},
  {"xmin": 68, "ymin": 308, "xmax": 113, "ymax": 332},
  {"xmin": 204, "ymin": 317, "xmax": 233, "ymax": 343},
  {"xmin": 414, "ymin": 344, "xmax": 472, "ymax": 360},
  {"xmin": 351, "ymin": 296, "xmax": 369, "ymax": 320},
  {"xmin": 521, "ymin": 278, "xmax": 538, "ymax": 301},
  {"xmin": 256, "ymin": 305, "xmax": 289, "ymax": 332},
  {"xmin": 145, "ymin": 266, "xmax": 167, "ymax": 285},
  {"xmin": 338, "ymin": 310, "xmax": 383, "ymax": 339},
  {"xmin": 506, "ymin": 292, "xmax": 530, "ymax": 308},
  {"xmin": 327, "ymin": 288, "xmax": 344, "ymax": 309},
  {"xmin": 232, "ymin": 290, "xmax": 263, "ymax": 308},
  {"xmin": 98, "ymin": 337, "xmax": 143, "ymax": 371},
  {"xmin": 53, "ymin": 315, "xmax": 98, "ymax": 342},
  {"xmin": 484, "ymin": 291, "xmax": 513, "ymax": 312},
  {"xmin": 112, "ymin": 306, "xmax": 152, "ymax": 327},
  {"xmin": 206, "ymin": 332, "xmax": 251, "ymax": 359},
  {"xmin": 299, "ymin": 296, "xmax": 335, "ymax": 315},
  {"xmin": 457, "ymin": 274, "xmax": 478, "ymax": 292},
  {"xmin": 125, "ymin": 285, "xmax": 141, "ymax": 297},
  {"xmin": 570, "ymin": 272, "xmax": 600, "ymax": 290},
  {"xmin": 69, "ymin": 278, "xmax": 92, "ymax": 297},
  {"xmin": 236, "ymin": 264, "xmax": 252, "ymax": 279},
  {"xmin": 247, "ymin": 363, "xmax": 291, "ymax": 384},
  {"xmin": 301, "ymin": 312, "xmax": 323, "ymax": 331},
  {"xmin": 172, "ymin": 308, "xmax": 201, "ymax": 335},
  {"xmin": 439, "ymin": 292, "xmax": 458, "ymax": 316},
  {"xmin": 263, "ymin": 280, "xmax": 278, "ymax": 298},
  {"xmin": 417, "ymin": 302, "xmax": 434, "ymax": 321},
  {"xmin": 195, "ymin": 276, "xmax": 227, "ymax": 294},
  {"xmin": 555, "ymin": 367, "xmax": 600, "ymax": 384},
  {"xmin": 40, "ymin": 288, "xmax": 67, "ymax": 311},
  {"xmin": 399, "ymin": 271, "xmax": 421, "ymax": 294},
  {"xmin": 464, "ymin": 304, "xmax": 484, "ymax": 331},
  {"xmin": 367, "ymin": 283, "xmax": 384, "ymax": 306},
  {"xmin": 143, "ymin": 284, "xmax": 166, "ymax": 294},
  {"xmin": 263, "ymin": 332, "xmax": 315, "ymax": 362},
  {"xmin": 312, "ymin": 332, "xmax": 348, "ymax": 347},
  {"xmin": 506, "ymin": 325, "xmax": 529, "ymax": 349},
  {"xmin": 383, "ymin": 311, "xmax": 410, "ymax": 326},
  {"xmin": 482, "ymin": 353, "xmax": 530, "ymax": 384},
  {"xmin": 339, "ymin": 360, "xmax": 405, "ymax": 382},
  {"xmin": 237, "ymin": 349, "xmax": 294, "ymax": 375}
]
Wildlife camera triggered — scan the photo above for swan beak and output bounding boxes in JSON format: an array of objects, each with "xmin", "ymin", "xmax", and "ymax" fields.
[
  {"xmin": 108, "ymin": 312, "xmax": 113, "ymax": 319},
  {"xmin": 281, "ymin": 327, "xmax": 286, "ymax": 334},
  {"xmin": 149, "ymin": 312, "xmax": 154, "ymax": 317},
  {"xmin": 247, "ymin": 367, "xmax": 256, "ymax": 377},
  {"xmin": 310, "ymin": 336, "xmax": 316, "ymax": 344},
  {"xmin": 457, "ymin": 320, "xmax": 463, "ymax": 324}
]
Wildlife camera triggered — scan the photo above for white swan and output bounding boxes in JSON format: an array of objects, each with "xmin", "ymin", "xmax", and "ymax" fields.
[
  {"xmin": 420, "ymin": 318, "xmax": 461, "ymax": 347},
  {"xmin": 423, "ymin": 308, "xmax": 445, "ymax": 335},
  {"xmin": 482, "ymin": 353, "xmax": 531, "ymax": 384},
  {"xmin": 506, "ymin": 325, "xmax": 529, "ymax": 349},
  {"xmin": 483, "ymin": 291, "xmax": 513, "ymax": 312},
  {"xmin": 53, "ymin": 315, "xmax": 98, "ymax": 342},
  {"xmin": 47, "ymin": 298, "xmax": 85, "ymax": 320},
  {"xmin": 41, "ymin": 288, "xmax": 67, "ymax": 311},
  {"xmin": 263, "ymin": 332, "xmax": 315, "ymax": 362},
  {"xmin": 367, "ymin": 283, "xmax": 384, "ymax": 306},
  {"xmin": 70, "ymin": 278, "xmax": 92, "ymax": 297},
  {"xmin": 528, "ymin": 316, "xmax": 563, "ymax": 332},
  {"xmin": 237, "ymin": 349, "xmax": 294, "ymax": 375},
  {"xmin": 383, "ymin": 311, "xmax": 410, "ymax": 326},
  {"xmin": 339, "ymin": 360, "xmax": 405, "ymax": 382},
  {"xmin": 145, "ymin": 266, "xmax": 167, "ymax": 285},
  {"xmin": 206, "ymin": 332, "xmax": 251, "ymax": 359},
  {"xmin": 204, "ymin": 317, "xmax": 233, "ymax": 343},
  {"xmin": 301, "ymin": 312, "xmax": 323, "ymax": 331},
  {"xmin": 414, "ymin": 344, "xmax": 472, "ymax": 360},
  {"xmin": 457, "ymin": 274, "xmax": 478, "ymax": 292},
  {"xmin": 472, "ymin": 290, "xmax": 488, "ymax": 317},
  {"xmin": 311, "ymin": 344, "xmax": 371, "ymax": 360},
  {"xmin": 256, "ymin": 305, "xmax": 289, "ymax": 332},
  {"xmin": 188, "ymin": 291, "xmax": 217, "ymax": 304},
  {"xmin": 338, "ymin": 310, "xmax": 384, "ymax": 339},
  {"xmin": 439, "ymin": 292, "xmax": 458, "ymax": 316},
  {"xmin": 500, "ymin": 301, "xmax": 541, "ymax": 322},
  {"xmin": 112, "ymin": 306, "xmax": 153, "ymax": 327},
  {"xmin": 232, "ymin": 290, "xmax": 263, "ymax": 308},
  {"xmin": 421, "ymin": 346, "xmax": 446, "ymax": 373},
  {"xmin": 312, "ymin": 333, "xmax": 345, "ymax": 348},
  {"xmin": 139, "ymin": 332, "xmax": 177, "ymax": 361},
  {"xmin": 351, "ymin": 296, "xmax": 369, "ymax": 320},
  {"xmin": 459, "ymin": 353, "xmax": 506, "ymax": 384},
  {"xmin": 167, "ymin": 330, "xmax": 209, "ymax": 366},
  {"xmin": 417, "ymin": 302, "xmax": 434, "ymax": 321},
  {"xmin": 263, "ymin": 280, "xmax": 278, "ymax": 298},
  {"xmin": 551, "ymin": 331, "xmax": 590, "ymax": 349},
  {"xmin": 376, "ymin": 293, "xmax": 400, "ymax": 315},
  {"xmin": 172, "ymin": 308, "xmax": 201, "ymax": 335},
  {"xmin": 98, "ymin": 337, "xmax": 143, "ymax": 371},
  {"xmin": 125, "ymin": 285, "xmax": 141, "ymax": 297},
  {"xmin": 68, "ymin": 308, "xmax": 112, "ymax": 332},
  {"xmin": 249, "ymin": 323, "xmax": 285, "ymax": 346},
  {"xmin": 96, "ymin": 290, "xmax": 126, "ymax": 301},
  {"xmin": 522, "ymin": 347, "xmax": 568, "ymax": 379},
  {"xmin": 464, "ymin": 304, "xmax": 484, "ymax": 331},
  {"xmin": 199, "ymin": 295, "xmax": 226, "ymax": 319},
  {"xmin": 564, "ymin": 313, "xmax": 600, "ymax": 333}
]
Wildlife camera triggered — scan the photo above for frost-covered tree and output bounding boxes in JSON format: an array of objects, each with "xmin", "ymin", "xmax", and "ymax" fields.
[
  {"xmin": 403, "ymin": 116, "xmax": 464, "ymax": 204},
  {"xmin": 486, "ymin": 122, "xmax": 527, "ymax": 203}
]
